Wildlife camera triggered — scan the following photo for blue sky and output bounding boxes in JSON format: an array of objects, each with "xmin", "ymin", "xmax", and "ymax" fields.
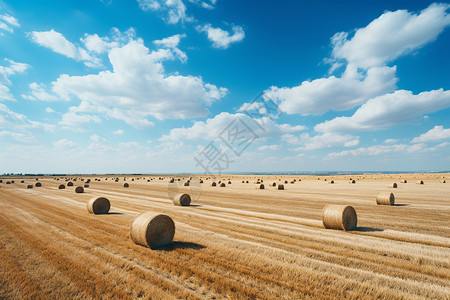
[{"xmin": 0, "ymin": 0, "xmax": 449, "ymax": 174}]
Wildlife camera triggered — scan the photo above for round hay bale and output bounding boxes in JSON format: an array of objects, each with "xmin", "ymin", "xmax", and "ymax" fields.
[
  {"xmin": 130, "ymin": 213, "xmax": 175, "ymax": 249},
  {"xmin": 35, "ymin": 182, "xmax": 41, "ymax": 187},
  {"xmin": 416, "ymin": 180, "xmax": 424, "ymax": 185},
  {"xmin": 58, "ymin": 184, "xmax": 65, "ymax": 189},
  {"xmin": 400, "ymin": 179, "xmax": 407, "ymax": 183},
  {"xmin": 124, "ymin": 183, "xmax": 129, "ymax": 188},
  {"xmin": 84, "ymin": 184, "xmax": 89, "ymax": 188},
  {"xmin": 329, "ymin": 180, "xmax": 335, "ymax": 184},
  {"xmin": 211, "ymin": 182, "xmax": 217, "ymax": 186},
  {"xmin": 184, "ymin": 181, "xmax": 190, "ymax": 186},
  {"xmin": 349, "ymin": 180, "xmax": 356, "ymax": 184},
  {"xmin": 272, "ymin": 182, "xmax": 276, "ymax": 187},
  {"xmin": 376, "ymin": 192, "xmax": 395, "ymax": 205},
  {"xmin": 27, "ymin": 185, "xmax": 33, "ymax": 189},
  {"xmin": 284, "ymin": 180, "xmax": 288, "ymax": 184},
  {"xmin": 228, "ymin": 181, "xmax": 231, "ymax": 184},
  {"xmin": 388, "ymin": 183, "xmax": 397, "ymax": 188},
  {"xmin": 257, "ymin": 184, "xmax": 265, "ymax": 190},
  {"xmin": 173, "ymin": 193, "xmax": 191, "ymax": 206},
  {"xmin": 67, "ymin": 182, "xmax": 74, "ymax": 186},
  {"xmin": 220, "ymin": 183, "xmax": 226, "ymax": 187},
  {"xmin": 242, "ymin": 180, "xmax": 245, "ymax": 183},
  {"xmin": 87, "ymin": 197, "xmax": 110, "ymax": 214},
  {"xmin": 277, "ymin": 184, "xmax": 284, "ymax": 190},
  {"xmin": 21, "ymin": 180, "xmax": 25, "ymax": 183},
  {"xmin": 322, "ymin": 205, "xmax": 357, "ymax": 231},
  {"xmin": 246, "ymin": 180, "xmax": 249, "ymax": 183},
  {"xmin": 0, "ymin": 180, "xmax": 2, "ymax": 183},
  {"xmin": 440, "ymin": 180, "xmax": 446, "ymax": 183},
  {"xmin": 75, "ymin": 186, "xmax": 84, "ymax": 193}
]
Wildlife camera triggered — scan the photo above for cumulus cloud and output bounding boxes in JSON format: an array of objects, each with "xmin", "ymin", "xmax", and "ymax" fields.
[
  {"xmin": 153, "ymin": 33, "xmax": 187, "ymax": 62},
  {"xmin": 0, "ymin": 59, "xmax": 29, "ymax": 101},
  {"xmin": 53, "ymin": 139, "xmax": 77, "ymax": 148},
  {"xmin": 81, "ymin": 33, "xmax": 119, "ymax": 54},
  {"xmin": 137, "ymin": 0, "xmax": 188, "ymax": 24},
  {"xmin": 0, "ymin": 131, "xmax": 35, "ymax": 143},
  {"xmin": 188, "ymin": 0, "xmax": 216, "ymax": 10},
  {"xmin": 113, "ymin": 129, "xmax": 124, "ymax": 135},
  {"xmin": 52, "ymin": 39, "xmax": 227, "ymax": 126},
  {"xmin": 411, "ymin": 125, "xmax": 450, "ymax": 143},
  {"xmin": 22, "ymin": 82, "xmax": 59, "ymax": 101},
  {"xmin": 196, "ymin": 24, "xmax": 245, "ymax": 49},
  {"xmin": 59, "ymin": 111, "xmax": 101, "ymax": 127},
  {"xmin": 384, "ymin": 139, "xmax": 398, "ymax": 144},
  {"xmin": 266, "ymin": 4, "xmax": 450, "ymax": 117},
  {"xmin": 326, "ymin": 143, "xmax": 431, "ymax": 159},
  {"xmin": 160, "ymin": 112, "xmax": 305, "ymax": 142},
  {"xmin": 315, "ymin": 89, "xmax": 450, "ymax": 133},
  {"xmin": 257, "ymin": 144, "xmax": 280, "ymax": 151},
  {"xmin": 265, "ymin": 65, "xmax": 397, "ymax": 115},
  {"xmin": 0, "ymin": 103, "xmax": 54, "ymax": 132},
  {"xmin": 29, "ymin": 29, "xmax": 102, "ymax": 67},
  {"xmin": 90, "ymin": 134, "xmax": 107, "ymax": 142},
  {"xmin": 330, "ymin": 3, "xmax": 450, "ymax": 69},
  {"xmin": 45, "ymin": 107, "xmax": 56, "ymax": 113},
  {"xmin": 0, "ymin": 13, "xmax": 20, "ymax": 33},
  {"xmin": 0, "ymin": 103, "xmax": 54, "ymax": 145},
  {"xmin": 282, "ymin": 132, "xmax": 359, "ymax": 151}
]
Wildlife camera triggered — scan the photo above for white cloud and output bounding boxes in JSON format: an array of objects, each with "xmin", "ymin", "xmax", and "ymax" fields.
[
  {"xmin": 59, "ymin": 111, "xmax": 101, "ymax": 127},
  {"xmin": 384, "ymin": 138, "xmax": 398, "ymax": 144},
  {"xmin": 22, "ymin": 82, "xmax": 59, "ymax": 101},
  {"xmin": 153, "ymin": 33, "xmax": 187, "ymax": 62},
  {"xmin": 29, "ymin": 29, "xmax": 102, "ymax": 68},
  {"xmin": 118, "ymin": 141, "xmax": 141, "ymax": 148},
  {"xmin": 52, "ymin": 39, "xmax": 228, "ymax": 126},
  {"xmin": 196, "ymin": 24, "xmax": 245, "ymax": 49},
  {"xmin": 53, "ymin": 139, "xmax": 77, "ymax": 148},
  {"xmin": 330, "ymin": 3, "xmax": 450, "ymax": 69},
  {"xmin": 285, "ymin": 132, "xmax": 360, "ymax": 151},
  {"xmin": 268, "ymin": 3, "xmax": 450, "ymax": 117},
  {"xmin": 411, "ymin": 125, "xmax": 450, "ymax": 143},
  {"xmin": 257, "ymin": 144, "xmax": 280, "ymax": 151},
  {"xmin": 265, "ymin": 65, "xmax": 397, "ymax": 115},
  {"xmin": 45, "ymin": 107, "xmax": 56, "ymax": 113},
  {"xmin": 281, "ymin": 133, "xmax": 301, "ymax": 145},
  {"xmin": 0, "ymin": 14, "xmax": 20, "ymax": 27},
  {"xmin": 0, "ymin": 103, "xmax": 54, "ymax": 132},
  {"xmin": 90, "ymin": 134, "xmax": 107, "ymax": 142},
  {"xmin": 113, "ymin": 129, "xmax": 124, "ymax": 135},
  {"xmin": 81, "ymin": 33, "xmax": 119, "ymax": 54},
  {"xmin": 315, "ymin": 89, "xmax": 450, "ymax": 133},
  {"xmin": 154, "ymin": 33, "xmax": 185, "ymax": 48},
  {"xmin": 0, "ymin": 13, "xmax": 19, "ymax": 33},
  {"xmin": 326, "ymin": 143, "xmax": 430, "ymax": 159},
  {"xmin": 137, "ymin": 0, "xmax": 188, "ymax": 24},
  {"xmin": 0, "ymin": 59, "xmax": 29, "ymax": 102},
  {"xmin": 188, "ymin": 0, "xmax": 216, "ymax": 10},
  {"xmin": 160, "ymin": 112, "xmax": 305, "ymax": 142},
  {"xmin": 0, "ymin": 131, "xmax": 34, "ymax": 143}
]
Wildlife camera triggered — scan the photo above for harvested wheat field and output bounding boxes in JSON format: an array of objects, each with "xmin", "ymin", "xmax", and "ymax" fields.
[{"xmin": 0, "ymin": 173, "xmax": 449, "ymax": 299}]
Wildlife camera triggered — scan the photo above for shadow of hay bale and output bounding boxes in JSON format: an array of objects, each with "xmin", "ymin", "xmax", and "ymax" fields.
[{"xmin": 156, "ymin": 241, "xmax": 206, "ymax": 251}]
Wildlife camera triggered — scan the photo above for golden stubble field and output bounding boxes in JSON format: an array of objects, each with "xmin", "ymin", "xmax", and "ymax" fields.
[{"xmin": 0, "ymin": 173, "xmax": 449, "ymax": 299}]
